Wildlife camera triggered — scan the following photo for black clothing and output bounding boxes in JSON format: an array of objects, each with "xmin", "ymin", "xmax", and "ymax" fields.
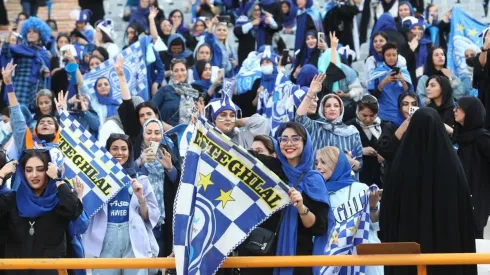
[
  {"xmin": 380, "ymin": 108, "xmax": 477, "ymax": 275},
  {"xmin": 0, "ymin": 184, "xmax": 83, "ymax": 275},
  {"xmin": 78, "ymin": 0, "xmax": 105, "ymax": 26},
  {"xmin": 0, "ymin": 0, "xmax": 8, "ymax": 25},
  {"xmin": 358, "ymin": 0, "xmax": 371, "ymax": 44},
  {"xmin": 454, "ymin": 97, "xmax": 490, "ymax": 235},
  {"xmin": 405, "ymin": 42, "xmax": 432, "ymax": 88},
  {"xmin": 427, "ymin": 75, "xmax": 455, "ymax": 127},
  {"xmin": 234, "ymin": 78, "xmax": 261, "ymax": 118},
  {"xmin": 473, "ymin": 52, "xmax": 490, "ymax": 130},
  {"xmin": 346, "ymin": 119, "xmax": 385, "ymax": 187},
  {"xmin": 377, "ymin": 121, "xmax": 400, "ymax": 184},
  {"xmin": 234, "ymin": 24, "xmax": 280, "ymax": 66},
  {"xmin": 323, "ymin": 4, "xmax": 359, "ymax": 52}
]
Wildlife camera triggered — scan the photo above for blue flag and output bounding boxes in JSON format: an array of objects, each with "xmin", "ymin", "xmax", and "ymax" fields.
[
  {"xmin": 58, "ymin": 109, "xmax": 131, "ymax": 217},
  {"xmin": 235, "ymin": 52, "xmax": 262, "ymax": 94},
  {"xmin": 82, "ymin": 41, "xmax": 149, "ymax": 101},
  {"xmin": 447, "ymin": 8, "xmax": 487, "ymax": 78},
  {"xmin": 174, "ymin": 117, "xmax": 291, "ymax": 275}
]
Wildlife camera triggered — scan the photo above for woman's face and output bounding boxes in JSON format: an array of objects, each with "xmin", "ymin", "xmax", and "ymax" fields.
[
  {"xmin": 172, "ymin": 62, "xmax": 187, "ymax": 83},
  {"xmin": 144, "ymin": 122, "xmax": 163, "ymax": 147},
  {"xmin": 95, "ymin": 28, "xmax": 103, "ymax": 43},
  {"xmin": 251, "ymin": 140, "xmax": 273, "ymax": 156},
  {"xmin": 57, "ymin": 37, "xmax": 69, "ymax": 50},
  {"xmin": 140, "ymin": 0, "xmax": 150, "ymax": 8},
  {"xmin": 216, "ymin": 24, "xmax": 228, "ymax": 42},
  {"xmin": 37, "ymin": 95, "xmax": 52, "ymax": 115},
  {"xmin": 432, "ymin": 48, "xmax": 445, "ymax": 67},
  {"xmin": 197, "ymin": 45, "xmax": 211, "ymax": 61},
  {"xmin": 428, "ymin": 6, "xmax": 439, "ymax": 20},
  {"xmin": 306, "ymin": 34, "xmax": 317, "ymax": 49},
  {"xmin": 398, "ymin": 4, "xmax": 410, "ymax": 19},
  {"xmin": 454, "ymin": 105, "xmax": 466, "ymax": 126},
  {"xmin": 315, "ymin": 153, "xmax": 335, "ymax": 181},
  {"xmin": 109, "ymin": 139, "xmax": 130, "ymax": 165},
  {"xmin": 281, "ymin": 2, "xmax": 290, "ymax": 14},
  {"xmin": 400, "ymin": 95, "xmax": 418, "ymax": 119},
  {"xmin": 36, "ymin": 117, "xmax": 57, "ymax": 135},
  {"xmin": 412, "ymin": 25, "xmax": 424, "ymax": 40},
  {"xmin": 307, "ymin": 94, "xmax": 318, "ymax": 115},
  {"xmin": 201, "ymin": 63, "xmax": 212, "ymax": 80},
  {"xmin": 171, "ymin": 12, "xmax": 183, "ymax": 27},
  {"xmin": 127, "ymin": 26, "xmax": 137, "ymax": 42},
  {"xmin": 464, "ymin": 49, "xmax": 477, "ymax": 59},
  {"xmin": 27, "ymin": 29, "xmax": 40, "ymax": 43},
  {"xmin": 89, "ymin": 57, "xmax": 101, "ymax": 70},
  {"xmin": 161, "ymin": 20, "xmax": 173, "ymax": 35},
  {"xmin": 358, "ymin": 107, "xmax": 377, "ymax": 126},
  {"xmin": 279, "ymin": 128, "xmax": 304, "ymax": 164},
  {"xmin": 323, "ymin": 97, "xmax": 341, "ymax": 121},
  {"xmin": 96, "ymin": 78, "xmax": 111, "ymax": 97},
  {"xmin": 426, "ymin": 78, "xmax": 442, "ymax": 101},
  {"xmin": 194, "ymin": 21, "xmax": 206, "ymax": 34},
  {"xmin": 384, "ymin": 48, "xmax": 398, "ymax": 67},
  {"xmin": 24, "ymin": 157, "xmax": 48, "ymax": 194},
  {"xmin": 296, "ymin": 0, "xmax": 306, "ymax": 9},
  {"xmin": 138, "ymin": 107, "xmax": 158, "ymax": 126},
  {"xmin": 373, "ymin": 34, "xmax": 387, "ymax": 54}
]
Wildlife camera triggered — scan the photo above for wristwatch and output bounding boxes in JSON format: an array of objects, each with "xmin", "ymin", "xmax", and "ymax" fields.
[
  {"xmin": 481, "ymin": 47, "xmax": 488, "ymax": 52},
  {"xmin": 299, "ymin": 206, "xmax": 310, "ymax": 216}
]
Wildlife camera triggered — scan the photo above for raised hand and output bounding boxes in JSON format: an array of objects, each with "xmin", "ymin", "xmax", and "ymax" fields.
[
  {"xmin": 2, "ymin": 61, "xmax": 17, "ymax": 85},
  {"xmin": 309, "ymin": 74, "xmax": 326, "ymax": 94},
  {"xmin": 329, "ymin": 31, "xmax": 339, "ymax": 50},
  {"xmin": 149, "ymin": 6, "xmax": 159, "ymax": 20},
  {"xmin": 114, "ymin": 55, "xmax": 125, "ymax": 77},
  {"xmin": 0, "ymin": 161, "xmax": 18, "ymax": 182},
  {"xmin": 131, "ymin": 179, "xmax": 144, "ymax": 200},
  {"xmin": 54, "ymin": 90, "xmax": 68, "ymax": 112},
  {"xmin": 158, "ymin": 148, "xmax": 173, "ymax": 171},
  {"xmin": 73, "ymin": 177, "xmax": 85, "ymax": 200}
]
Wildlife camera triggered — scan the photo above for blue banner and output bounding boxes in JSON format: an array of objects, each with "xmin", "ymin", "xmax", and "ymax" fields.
[
  {"xmin": 58, "ymin": 109, "xmax": 130, "ymax": 217},
  {"xmin": 235, "ymin": 52, "xmax": 261, "ymax": 94},
  {"xmin": 447, "ymin": 8, "xmax": 487, "ymax": 78},
  {"xmin": 174, "ymin": 117, "xmax": 291, "ymax": 275},
  {"xmin": 82, "ymin": 41, "xmax": 149, "ymax": 101}
]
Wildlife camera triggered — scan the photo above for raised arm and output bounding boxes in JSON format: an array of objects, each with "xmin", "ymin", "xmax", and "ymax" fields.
[
  {"xmin": 296, "ymin": 74, "xmax": 326, "ymax": 116},
  {"xmin": 148, "ymin": 7, "xmax": 160, "ymax": 44}
]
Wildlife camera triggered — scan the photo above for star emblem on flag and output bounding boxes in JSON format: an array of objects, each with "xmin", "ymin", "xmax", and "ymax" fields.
[
  {"xmin": 457, "ymin": 24, "xmax": 465, "ymax": 32},
  {"xmin": 468, "ymin": 28, "xmax": 478, "ymax": 37},
  {"xmin": 215, "ymin": 189, "xmax": 235, "ymax": 208},
  {"xmin": 349, "ymin": 216, "xmax": 361, "ymax": 236},
  {"xmin": 329, "ymin": 230, "xmax": 339, "ymax": 247},
  {"xmin": 198, "ymin": 173, "xmax": 213, "ymax": 191}
]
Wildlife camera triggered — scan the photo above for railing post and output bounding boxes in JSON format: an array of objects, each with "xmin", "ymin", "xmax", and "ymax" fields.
[
  {"xmin": 57, "ymin": 269, "xmax": 68, "ymax": 275},
  {"xmin": 417, "ymin": 265, "xmax": 427, "ymax": 275}
]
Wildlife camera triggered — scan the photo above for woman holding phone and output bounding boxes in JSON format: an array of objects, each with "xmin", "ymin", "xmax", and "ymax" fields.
[{"xmin": 368, "ymin": 42, "xmax": 413, "ymax": 125}]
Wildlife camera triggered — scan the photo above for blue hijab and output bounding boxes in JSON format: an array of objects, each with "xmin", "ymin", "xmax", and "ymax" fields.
[
  {"xmin": 273, "ymin": 123, "xmax": 332, "ymax": 275},
  {"xmin": 281, "ymin": 0, "xmax": 298, "ymax": 28},
  {"xmin": 259, "ymin": 50, "xmax": 281, "ymax": 94},
  {"xmin": 94, "ymin": 77, "xmax": 119, "ymax": 117},
  {"xmin": 15, "ymin": 151, "xmax": 59, "ymax": 219},
  {"xmin": 169, "ymin": 10, "xmax": 190, "ymax": 34},
  {"xmin": 294, "ymin": 0, "xmax": 323, "ymax": 51},
  {"xmin": 404, "ymin": 18, "xmax": 431, "ymax": 71},
  {"xmin": 325, "ymin": 151, "xmax": 355, "ymax": 192},
  {"xmin": 369, "ymin": 14, "xmax": 397, "ymax": 59},
  {"xmin": 165, "ymin": 34, "xmax": 193, "ymax": 59},
  {"xmin": 369, "ymin": 31, "xmax": 390, "ymax": 63},
  {"xmin": 192, "ymin": 60, "xmax": 213, "ymax": 92},
  {"xmin": 398, "ymin": 1, "xmax": 415, "ymax": 18},
  {"xmin": 296, "ymin": 64, "xmax": 318, "ymax": 87}
]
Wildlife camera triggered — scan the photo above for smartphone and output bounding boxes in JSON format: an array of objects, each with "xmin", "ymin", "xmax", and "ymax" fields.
[
  {"xmin": 391, "ymin": 66, "xmax": 400, "ymax": 75},
  {"xmin": 149, "ymin": 141, "xmax": 160, "ymax": 154},
  {"xmin": 281, "ymin": 49, "xmax": 289, "ymax": 66},
  {"xmin": 217, "ymin": 15, "xmax": 231, "ymax": 23},
  {"xmin": 317, "ymin": 32, "xmax": 325, "ymax": 43},
  {"xmin": 409, "ymin": 106, "xmax": 419, "ymax": 116}
]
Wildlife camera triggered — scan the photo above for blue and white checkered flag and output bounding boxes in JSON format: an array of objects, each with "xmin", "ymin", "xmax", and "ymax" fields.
[
  {"xmin": 174, "ymin": 117, "xmax": 291, "ymax": 275},
  {"xmin": 318, "ymin": 185, "xmax": 377, "ymax": 275},
  {"xmin": 58, "ymin": 109, "xmax": 131, "ymax": 217},
  {"xmin": 82, "ymin": 41, "xmax": 149, "ymax": 101}
]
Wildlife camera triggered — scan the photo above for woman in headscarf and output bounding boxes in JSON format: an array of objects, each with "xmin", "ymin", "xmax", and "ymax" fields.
[
  {"xmin": 416, "ymin": 47, "xmax": 464, "ymax": 105},
  {"xmin": 374, "ymin": 0, "xmax": 398, "ymax": 20},
  {"xmin": 274, "ymin": 122, "xmax": 331, "ymax": 275},
  {"xmin": 169, "ymin": 9, "xmax": 198, "ymax": 51},
  {"xmin": 152, "ymin": 59, "xmax": 200, "ymax": 126},
  {"xmin": 296, "ymin": 76, "xmax": 363, "ymax": 174},
  {"xmin": 0, "ymin": 149, "xmax": 82, "ymax": 275},
  {"xmin": 157, "ymin": 19, "xmax": 173, "ymax": 46},
  {"xmin": 363, "ymin": 31, "xmax": 407, "ymax": 88},
  {"xmin": 346, "ymin": 96, "xmax": 385, "ymax": 187},
  {"xmin": 403, "ymin": 16, "xmax": 431, "ymax": 87},
  {"xmin": 139, "ymin": 118, "xmax": 180, "ymax": 258},
  {"xmin": 83, "ymin": 134, "xmax": 160, "ymax": 274},
  {"xmin": 191, "ymin": 60, "xmax": 223, "ymax": 103},
  {"xmin": 474, "ymin": 28, "xmax": 490, "ymax": 130},
  {"xmin": 85, "ymin": 76, "xmax": 121, "ymax": 136},
  {"xmin": 33, "ymin": 89, "xmax": 57, "ymax": 124},
  {"xmin": 192, "ymin": 18, "xmax": 208, "ymax": 44},
  {"xmin": 292, "ymin": 0, "xmax": 323, "ymax": 52},
  {"xmin": 380, "ymin": 107, "xmax": 477, "ymax": 275},
  {"xmin": 454, "ymin": 97, "xmax": 490, "ymax": 239},
  {"xmin": 188, "ymin": 43, "xmax": 221, "ymax": 85},
  {"xmin": 203, "ymin": 17, "xmax": 238, "ymax": 77},
  {"xmin": 281, "ymin": 0, "xmax": 297, "ymax": 33},
  {"xmin": 161, "ymin": 33, "xmax": 195, "ymax": 80},
  {"xmin": 67, "ymin": 94, "xmax": 101, "ymax": 139},
  {"xmin": 234, "ymin": 3, "xmax": 280, "ymax": 66},
  {"xmin": 94, "ymin": 19, "xmax": 120, "ymax": 59},
  {"xmin": 316, "ymin": 146, "xmax": 383, "ymax": 275},
  {"xmin": 49, "ymin": 33, "xmax": 70, "ymax": 70},
  {"xmin": 292, "ymin": 30, "xmax": 325, "ymax": 75},
  {"xmin": 369, "ymin": 13, "xmax": 409, "ymax": 63},
  {"xmin": 394, "ymin": 1, "xmax": 414, "ymax": 33},
  {"xmin": 368, "ymin": 42, "xmax": 413, "ymax": 125},
  {"xmin": 425, "ymin": 75, "xmax": 455, "ymax": 133}
]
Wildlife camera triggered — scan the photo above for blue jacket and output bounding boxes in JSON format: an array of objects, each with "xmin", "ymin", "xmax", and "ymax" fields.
[
  {"xmin": 139, "ymin": 36, "xmax": 165, "ymax": 92},
  {"xmin": 69, "ymin": 110, "xmax": 100, "ymax": 140},
  {"xmin": 151, "ymin": 85, "xmax": 199, "ymax": 126}
]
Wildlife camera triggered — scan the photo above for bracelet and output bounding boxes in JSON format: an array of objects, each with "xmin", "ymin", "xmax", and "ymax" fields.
[
  {"xmin": 299, "ymin": 206, "xmax": 309, "ymax": 216},
  {"xmin": 138, "ymin": 198, "xmax": 147, "ymax": 205},
  {"xmin": 305, "ymin": 93, "xmax": 315, "ymax": 100},
  {"xmin": 370, "ymin": 206, "xmax": 379, "ymax": 212},
  {"xmin": 5, "ymin": 84, "xmax": 13, "ymax": 93}
]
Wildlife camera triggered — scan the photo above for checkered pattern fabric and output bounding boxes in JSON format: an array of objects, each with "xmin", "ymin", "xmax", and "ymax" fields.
[
  {"xmin": 174, "ymin": 117, "xmax": 291, "ymax": 275},
  {"xmin": 59, "ymin": 109, "xmax": 131, "ymax": 217},
  {"xmin": 82, "ymin": 41, "xmax": 149, "ymax": 101},
  {"xmin": 319, "ymin": 186, "xmax": 376, "ymax": 275},
  {"xmin": 10, "ymin": 56, "xmax": 47, "ymax": 109}
]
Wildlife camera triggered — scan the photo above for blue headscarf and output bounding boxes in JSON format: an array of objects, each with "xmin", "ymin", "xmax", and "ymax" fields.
[
  {"xmin": 325, "ymin": 151, "xmax": 355, "ymax": 192},
  {"xmin": 398, "ymin": 1, "xmax": 415, "ymax": 18},
  {"xmin": 106, "ymin": 135, "xmax": 138, "ymax": 178},
  {"xmin": 129, "ymin": 7, "xmax": 150, "ymax": 31},
  {"xmin": 94, "ymin": 77, "xmax": 119, "ymax": 118},
  {"xmin": 165, "ymin": 34, "xmax": 193, "ymax": 59},
  {"xmin": 296, "ymin": 64, "xmax": 318, "ymax": 87},
  {"xmin": 273, "ymin": 123, "xmax": 333, "ymax": 275},
  {"xmin": 235, "ymin": 3, "xmax": 268, "ymax": 49},
  {"xmin": 369, "ymin": 31, "xmax": 390, "ymax": 63},
  {"xmin": 192, "ymin": 60, "xmax": 213, "ymax": 92},
  {"xmin": 15, "ymin": 150, "xmax": 59, "ymax": 219},
  {"xmin": 169, "ymin": 10, "xmax": 190, "ymax": 34},
  {"xmin": 293, "ymin": 0, "xmax": 323, "ymax": 51},
  {"xmin": 302, "ymin": 30, "xmax": 318, "ymax": 65},
  {"xmin": 403, "ymin": 16, "xmax": 431, "ymax": 71},
  {"xmin": 281, "ymin": 0, "xmax": 298, "ymax": 28}
]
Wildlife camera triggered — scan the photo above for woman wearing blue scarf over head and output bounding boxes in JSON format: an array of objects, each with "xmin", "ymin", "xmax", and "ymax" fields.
[
  {"xmin": 291, "ymin": 30, "xmax": 325, "ymax": 78},
  {"xmin": 394, "ymin": 1, "xmax": 413, "ymax": 33},
  {"xmin": 370, "ymin": 13, "xmax": 409, "ymax": 62},
  {"xmin": 274, "ymin": 122, "xmax": 332, "ymax": 275},
  {"xmin": 161, "ymin": 33, "xmax": 195, "ymax": 80},
  {"xmin": 315, "ymin": 146, "xmax": 383, "ymax": 275},
  {"xmin": 203, "ymin": 17, "xmax": 238, "ymax": 77},
  {"xmin": 86, "ymin": 76, "xmax": 121, "ymax": 137},
  {"xmin": 368, "ymin": 42, "xmax": 413, "ymax": 125},
  {"xmin": 292, "ymin": 0, "xmax": 323, "ymax": 52},
  {"xmin": 403, "ymin": 15, "xmax": 431, "ymax": 87},
  {"xmin": 191, "ymin": 60, "xmax": 224, "ymax": 103},
  {"xmin": 169, "ymin": 9, "xmax": 199, "ymax": 51},
  {"xmin": 0, "ymin": 149, "xmax": 83, "ymax": 275}
]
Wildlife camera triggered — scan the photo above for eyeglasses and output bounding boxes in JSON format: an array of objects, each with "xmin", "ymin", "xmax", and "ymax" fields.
[
  {"xmin": 109, "ymin": 133, "xmax": 130, "ymax": 141},
  {"xmin": 278, "ymin": 136, "xmax": 302, "ymax": 144}
]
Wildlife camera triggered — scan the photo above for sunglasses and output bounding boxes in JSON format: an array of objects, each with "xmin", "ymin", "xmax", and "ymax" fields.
[
  {"xmin": 24, "ymin": 148, "xmax": 49, "ymax": 154},
  {"xmin": 109, "ymin": 133, "xmax": 130, "ymax": 141},
  {"xmin": 361, "ymin": 95, "xmax": 378, "ymax": 104}
]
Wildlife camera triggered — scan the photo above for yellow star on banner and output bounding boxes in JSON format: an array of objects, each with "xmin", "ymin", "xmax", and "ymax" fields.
[
  {"xmin": 349, "ymin": 216, "xmax": 361, "ymax": 236},
  {"xmin": 329, "ymin": 231, "xmax": 339, "ymax": 247},
  {"xmin": 468, "ymin": 29, "xmax": 478, "ymax": 37},
  {"xmin": 457, "ymin": 24, "xmax": 465, "ymax": 33},
  {"xmin": 215, "ymin": 189, "xmax": 235, "ymax": 208},
  {"xmin": 198, "ymin": 173, "xmax": 213, "ymax": 191}
]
